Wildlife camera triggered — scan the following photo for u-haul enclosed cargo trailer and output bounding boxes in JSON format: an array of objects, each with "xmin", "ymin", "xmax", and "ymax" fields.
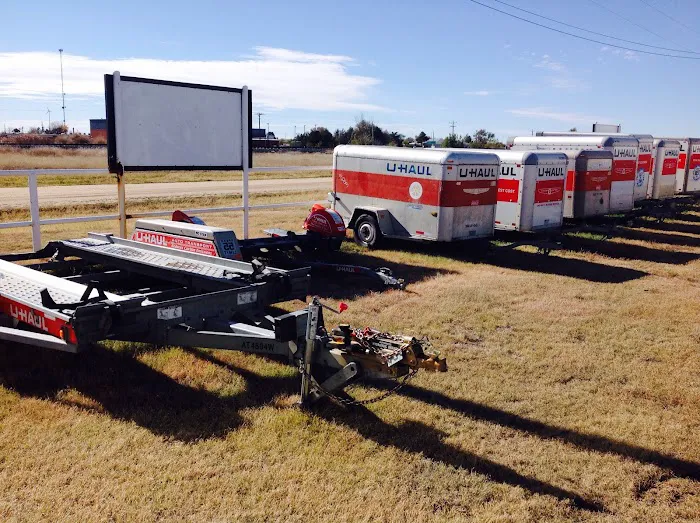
[
  {"xmin": 563, "ymin": 150, "xmax": 613, "ymax": 219},
  {"xmin": 511, "ymin": 136, "xmax": 638, "ymax": 213},
  {"xmin": 650, "ymin": 139, "xmax": 680, "ymax": 199},
  {"xmin": 469, "ymin": 150, "xmax": 568, "ymax": 232},
  {"xmin": 659, "ymin": 137, "xmax": 700, "ymax": 193},
  {"xmin": 331, "ymin": 145, "xmax": 499, "ymax": 247},
  {"xmin": 537, "ymin": 132, "xmax": 652, "ymax": 202}
]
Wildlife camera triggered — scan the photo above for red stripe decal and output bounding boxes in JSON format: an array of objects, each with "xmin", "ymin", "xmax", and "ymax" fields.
[
  {"xmin": 580, "ymin": 170, "xmax": 612, "ymax": 191},
  {"xmin": 662, "ymin": 158, "xmax": 678, "ymax": 175},
  {"xmin": 334, "ymin": 169, "xmax": 497, "ymax": 207},
  {"xmin": 497, "ymin": 179, "xmax": 519, "ymax": 203},
  {"xmin": 565, "ymin": 170, "xmax": 575, "ymax": 192},
  {"xmin": 678, "ymin": 152, "xmax": 687, "ymax": 169},
  {"xmin": 636, "ymin": 153, "xmax": 652, "ymax": 173},
  {"xmin": 612, "ymin": 159, "xmax": 636, "ymax": 182},
  {"xmin": 535, "ymin": 179, "xmax": 565, "ymax": 203},
  {"xmin": 689, "ymin": 153, "xmax": 700, "ymax": 169}
]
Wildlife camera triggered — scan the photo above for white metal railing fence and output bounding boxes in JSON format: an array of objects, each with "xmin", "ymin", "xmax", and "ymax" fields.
[{"xmin": 0, "ymin": 167, "xmax": 331, "ymax": 251}]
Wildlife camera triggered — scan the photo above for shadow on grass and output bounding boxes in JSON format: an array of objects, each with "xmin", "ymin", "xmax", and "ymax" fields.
[
  {"xmin": 377, "ymin": 238, "xmax": 647, "ymax": 284},
  {"xmin": 630, "ymin": 219, "xmax": 700, "ymax": 237},
  {"xmin": 0, "ymin": 343, "xmax": 604, "ymax": 512},
  {"xmin": 0, "ymin": 342, "xmax": 296, "ymax": 442},
  {"xmin": 613, "ymin": 228, "xmax": 700, "ymax": 249},
  {"xmin": 560, "ymin": 235, "xmax": 699, "ymax": 265},
  {"xmin": 395, "ymin": 383, "xmax": 700, "ymax": 483}
]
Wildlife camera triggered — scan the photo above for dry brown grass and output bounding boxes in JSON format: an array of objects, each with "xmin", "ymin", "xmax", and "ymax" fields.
[
  {"xmin": 1, "ymin": 200, "xmax": 700, "ymax": 522},
  {"xmin": 0, "ymin": 148, "xmax": 332, "ymax": 187}
]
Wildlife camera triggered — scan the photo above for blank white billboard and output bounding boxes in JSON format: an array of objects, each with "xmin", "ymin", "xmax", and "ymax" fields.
[{"xmin": 105, "ymin": 72, "xmax": 251, "ymax": 172}]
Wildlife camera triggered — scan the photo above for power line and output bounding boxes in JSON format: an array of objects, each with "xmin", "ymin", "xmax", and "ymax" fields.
[
  {"xmin": 464, "ymin": 0, "xmax": 700, "ymax": 60},
  {"xmin": 449, "ymin": 121, "xmax": 457, "ymax": 134},
  {"xmin": 586, "ymin": 0, "xmax": 685, "ymax": 49},
  {"xmin": 638, "ymin": 0, "xmax": 700, "ymax": 37},
  {"xmin": 490, "ymin": 0, "xmax": 700, "ymax": 55}
]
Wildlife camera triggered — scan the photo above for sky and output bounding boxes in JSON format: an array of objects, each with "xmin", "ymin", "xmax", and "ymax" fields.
[{"xmin": 2, "ymin": 0, "xmax": 700, "ymax": 141}]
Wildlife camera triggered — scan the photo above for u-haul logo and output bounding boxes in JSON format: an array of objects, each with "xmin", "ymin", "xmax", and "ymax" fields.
[
  {"xmin": 501, "ymin": 166, "xmax": 516, "ymax": 176},
  {"xmin": 386, "ymin": 163, "xmax": 432, "ymax": 175},
  {"xmin": 614, "ymin": 148, "xmax": 637, "ymax": 158},
  {"xmin": 639, "ymin": 143, "xmax": 652, "ymax": 153},
  {"xmin": 9, "ymin": 303, "xmax": 47, "ymax": 332},
  {"xmin": 692, "ymin": 145, "xmax": 700, "ymax": 154},
  {"xmin": 459, "ymin": 167, "xmax": 497, "ymax": 179},
  {"xmin": 132, "ymin": 231, "xmax": 167, "ymax": 246},
  {"xmin": 537, "ymin": 167, "xmax": 564, "ymax": 177},
  {"xmin": 665, "ymin": 149, "xmax": 679, "ymax": 157}
]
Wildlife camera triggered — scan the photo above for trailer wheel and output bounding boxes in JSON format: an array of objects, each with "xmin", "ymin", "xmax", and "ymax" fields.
[{"xmin": 353, "ymin": 214, "xmax": 382, "ymax": 248}]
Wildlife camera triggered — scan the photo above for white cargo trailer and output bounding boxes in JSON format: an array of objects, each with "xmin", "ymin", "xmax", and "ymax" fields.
[
  {"xmin": 511, "ymin": 136, "xmax": 638, "ymax": 213},
  {"xmin": 466, "ymin": 150, "xmax": 568, "ymax": 232},
  {"xmin": 331, "ymin": 145, "xmax": 499, "ymax": 247},
  {"xmin": 537, "ymin": 132, "xmax": 652, "ymax": 202},
  {"xmin": 650, "ymin": 139, "xmax": 681, "ymax": 199},
  {"xmin": 562, "ymin": 150, "xmax": 613, "ymax": 219},
  {"xmin": 658, "ymin": 137, "xmax": 700, "ymax": 193}
]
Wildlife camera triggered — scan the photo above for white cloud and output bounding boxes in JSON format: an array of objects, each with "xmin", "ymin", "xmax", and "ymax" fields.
[
  {"xmin": 464, "ymin": 90, "xmax": 491, "ymax": 96},
  {"xmin": 623, "ymin": 50, "xmax": 640, "ymax": 62},
  {"xmin": 506, "ymin": 107, "xmax": 613, "ymax": 124},
  {"xmin": 535, "ymin": 56, "xmax": 566, "ymax": 72},
  {"xmin": 0, "ymin": 47, "xmax": 384, "ymax": 112}
]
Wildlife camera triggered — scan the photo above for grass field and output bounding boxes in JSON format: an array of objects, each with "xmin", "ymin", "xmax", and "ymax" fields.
[
  {"xmin": 0, "ymin": 148, "xmax": 332, "ymax": 187},
  {"xmin": 1, "ymin": 196, "xmax": 699, "ymax": 521}
]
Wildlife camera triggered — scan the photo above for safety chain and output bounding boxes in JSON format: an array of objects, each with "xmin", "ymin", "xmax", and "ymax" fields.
[{"xmin": 300, "ymin": 364, "xmax": 418, "ymax": 407}]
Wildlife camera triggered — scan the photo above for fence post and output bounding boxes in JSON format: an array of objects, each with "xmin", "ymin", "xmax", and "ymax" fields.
[
  {"xmin": 28, "ymin": 170, "xmax": 42, "ymax": 251},
  {"xmin": 117, "ymin": 171, "xmax": 127, "ymax": 238},
  {"xmin": 241, "ymin": 86, "xmax": 250, "ymax": 239}
]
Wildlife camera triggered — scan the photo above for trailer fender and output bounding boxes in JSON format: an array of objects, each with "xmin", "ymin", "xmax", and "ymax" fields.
[{"xmin": 349, "ymin": 207, "xmax": 394, "ymax": 236}]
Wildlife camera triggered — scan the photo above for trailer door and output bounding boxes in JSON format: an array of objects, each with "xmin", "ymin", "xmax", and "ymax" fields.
[{"xmin": 440, "ymin": 162, "xmax": 498, "ymax": 239}]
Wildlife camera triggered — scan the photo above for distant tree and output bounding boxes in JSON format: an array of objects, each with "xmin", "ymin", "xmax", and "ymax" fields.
[
  {"xmin": 468, "ymin": 128, "xmax": 505, "ymax": 149},
  {"xmin": 415, "ymin": 131, "xmax": 430, "ymax": 145},
  {"xmin": 305, "ymin": 127, "xmax": 335, "ymax": 148},
  {"xmin": 403, "ymin": 137, "xmax": 413, "ymax": 147},
  {"xmin": 46, "ymin": 123, "xmax": 68, "ymax": 135},
  {"xmin": 387, "ymin": 131, "xmax": 405, "ymax": 147},
  {"xmin": 441, "ymin": 133, "xmax": 464, "ymax": 148},
  {"xmin": 569, "ymin": 127, "xmax": 577, "ymax": 132},
  {"xmin": 334, "ymin": 127, "xmax": 353, "ymax": 145}
]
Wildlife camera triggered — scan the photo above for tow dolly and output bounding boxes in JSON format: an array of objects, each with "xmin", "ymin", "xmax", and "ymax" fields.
[{"xmin": 0, "ymin": 233, "xmax": 445, "ymax": 405}]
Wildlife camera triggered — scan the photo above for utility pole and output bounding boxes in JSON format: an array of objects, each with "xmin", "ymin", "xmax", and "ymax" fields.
[
  {"xmin": 266, "ymin": 122, "xmax": 270, "ymax": 147},
  {"xmin": 449, "ymin": 121, "xmax": 457, "ymax": 135},
  {"xmin": 59, "ymin": 49, "xmax": 66, "ymax": 127},
  {"xmin": 294, "ymin": 125, "xmax": 296, "ymax": 137},
  {"xmin": 255, "ymin": 112, "xmax": 265, "ymax": 129},
  {"xmin": 46, "ymin": 108, "xmax": 51, "ymax": 131}
]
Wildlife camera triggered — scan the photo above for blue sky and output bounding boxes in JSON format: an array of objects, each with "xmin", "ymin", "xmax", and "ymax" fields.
[{"xmin": 2, "ymin": 0, "xmax": 700, "ymax": 140}]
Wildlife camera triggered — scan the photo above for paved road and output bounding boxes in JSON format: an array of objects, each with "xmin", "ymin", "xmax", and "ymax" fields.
[{"xmin": 0, "ymin": 176, "xmax": 333, "ymax": 209}]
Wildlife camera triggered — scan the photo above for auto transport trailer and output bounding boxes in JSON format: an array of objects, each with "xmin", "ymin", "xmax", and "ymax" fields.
[
  {"xmin": 658, "ymin": 137, "xmax": 700, "ymax": 194},
  {"xmin": 136, "ymin": 209, "xmax": 406, "ymax": 289},
  {"xmin": 510, "ymin": 135, "xmax": 639, "ymax": 213},
  {"xmin": 650, "ymin": 139, "xmax": 681, "ymax": 200},
  {"xmin": 331, "ymin": 145, "xmax": 499, "ymax": 247},
  {"xmin": 0, "ymin": 234, "xmax": 446, "ymax": 405},
  {"xmin": 466, "ymin": 150, "xmax": 568, "ymax": 232}
]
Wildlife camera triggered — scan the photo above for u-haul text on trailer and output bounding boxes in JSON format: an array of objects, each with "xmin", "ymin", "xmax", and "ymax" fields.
[
  {"xmin": 331, "ymin": 145, "xmax": 499, "ymax": 247},
  {"xmin": 511, "ymin": 135, "xmax": 638, "ymax": 213},
  {"xmin": 468, "ymin": 150, "xmax": 567, "ymax": 232}
]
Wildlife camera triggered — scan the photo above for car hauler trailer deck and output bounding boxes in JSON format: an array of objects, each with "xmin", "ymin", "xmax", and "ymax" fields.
[
  {"xmin": 331, "ymin": 145, "xmax": 499, "ymax": 247},
  {"xmin": 658, "ymin": 137, "xmax": 700, "ymax": 194},
  {"xmin": 536, "ymin": 132, "xmax": 652, "ymax": 203},
  {"xmin": 511, "ymin": 136, "xmax": 638, "ymax": 213},
  {"xmin": 0, "ymin": 236, "xmax": 445, "ymax": 405},
  {"xmin": 469, "ymin": 150, "xmax": 568, "ymax": 232},
  {"xmin": 650, "ymin": 139, "xmax": 681, "ymax": 199}
]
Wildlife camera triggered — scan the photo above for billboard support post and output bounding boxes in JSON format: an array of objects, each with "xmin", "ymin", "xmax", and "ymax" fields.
[{"xmin": 242, "ymin": 85, "xmax": 250, "ymax": 239}]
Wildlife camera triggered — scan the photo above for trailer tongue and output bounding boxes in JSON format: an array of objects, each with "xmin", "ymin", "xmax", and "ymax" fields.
[{"xmin": 0, "ymin": 235, "xmax": 444, "ymax": 405}]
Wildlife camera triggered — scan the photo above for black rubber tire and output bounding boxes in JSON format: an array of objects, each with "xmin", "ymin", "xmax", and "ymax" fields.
[{"xmin": 353, "ymin": 214, "xmax": 382, "ymax": 248}]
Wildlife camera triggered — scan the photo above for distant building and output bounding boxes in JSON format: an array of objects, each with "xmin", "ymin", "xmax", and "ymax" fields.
[{"xmin": 90, "ymin": 119, "xmax": 107, "ymax": 139}]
